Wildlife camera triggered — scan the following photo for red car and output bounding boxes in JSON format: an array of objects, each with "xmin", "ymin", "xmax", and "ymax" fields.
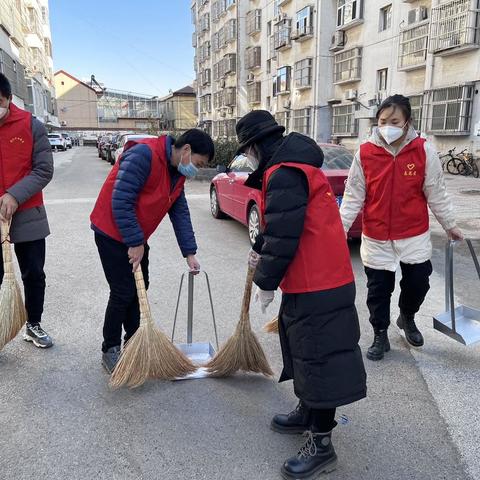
[{"xmin": 210, "ymin": 143, "xmax": 362, "ymax": 245}]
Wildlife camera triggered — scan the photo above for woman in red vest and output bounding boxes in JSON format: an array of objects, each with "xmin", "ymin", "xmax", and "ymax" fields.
[
  {"xmin": 237, "ymin": 111, "xmax": 366, "ymax": 479},
  {"xmin": 90, "ymin": 130, "xmax": 214, "ymax": 373},
  {"xmin": 341, "ymin": 95, "xmax": 463, "ymax": 361}
]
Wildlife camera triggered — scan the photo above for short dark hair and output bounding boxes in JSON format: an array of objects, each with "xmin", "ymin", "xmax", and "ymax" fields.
[
  {"xmin": 0, "ymin": 73, "xmax": 12, "ymax": 99},
  {"xmin": 376, "ymin": 94, "xmax": 412, "ymax": 122},
  {"xmin": 174, "ymin": 129, "xmax": 215, "ymax": 162}
]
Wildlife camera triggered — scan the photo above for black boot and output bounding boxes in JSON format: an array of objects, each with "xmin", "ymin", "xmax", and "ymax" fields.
[
  {"xmin": 271, "ymin": 401, "xmax": 311, "ymax": 434},
  {"xmin": 281, "ymin": 430, "xmax": 337, "ymax": 479},
  {"xmin": 397, "ymin": 312, "xmax": 424, "ymax": 347},
  {"xmin": 366, "ymin": 329, "xmax": 390, "ymax": 361}
]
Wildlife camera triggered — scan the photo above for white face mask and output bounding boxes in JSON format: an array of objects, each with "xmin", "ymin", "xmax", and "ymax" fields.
[
  {"xmin": 378, "ymin": 123, "xmax": 407, "ymax": 145},
  {"xmin": 0, "ymin": 105, "xmax": 8, "ymax": 119}
]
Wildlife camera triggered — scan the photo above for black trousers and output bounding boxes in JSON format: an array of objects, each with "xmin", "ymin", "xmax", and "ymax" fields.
[
  {"xmin": 94, "ymin": 233, "xmax": 150, "ymax": 352},
  {"xmin": 311, "ymin": 408, "xmax": 337, "ymax": 433},
  {"xmin": 365, "ymin": 260, "xmax": 433, "ymax": 332},
  {"xmin": 0, "ymin": 239, "xmax": 46, "ymax": 325}
]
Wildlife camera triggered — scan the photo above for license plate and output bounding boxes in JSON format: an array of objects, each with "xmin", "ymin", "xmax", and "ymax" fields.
[{"xmin": 336, "ymin": 196, "xmax": 343, "ymax": 208}]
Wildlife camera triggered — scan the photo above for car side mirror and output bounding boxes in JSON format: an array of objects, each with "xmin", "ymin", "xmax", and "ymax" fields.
[{"xmin": 216, "ymin": 164, "xmax": 227, "ymax": 173}]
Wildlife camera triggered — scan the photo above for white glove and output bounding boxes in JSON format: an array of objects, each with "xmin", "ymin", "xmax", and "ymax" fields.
[
  {"xmin": 254, "ymin": 287, "xmax": 275, "ymax": 314},
  {"xmin": 248, "ymin": 249, "xmax": 261, "ymax": 269}
]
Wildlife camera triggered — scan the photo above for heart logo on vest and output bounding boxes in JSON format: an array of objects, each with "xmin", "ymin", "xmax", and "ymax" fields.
[{"xmin": 407, "ymin": 163, "xmax": 415, "ymax": 170}]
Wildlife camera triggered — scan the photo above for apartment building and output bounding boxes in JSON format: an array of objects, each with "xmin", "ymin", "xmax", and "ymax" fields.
[
  {"xmin": 0, "ymin": 0, "xmax": 58, "ymax": 126},
  {"xmin": 192, "ymin": 0, "xmax": 480, "ymax": 155}
]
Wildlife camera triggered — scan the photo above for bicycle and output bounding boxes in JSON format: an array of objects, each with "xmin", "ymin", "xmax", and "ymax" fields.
[
  {"xmin": 456, "ymin": 149, "xmax": 479, "ymax": 178},
  {"xmin": 442, "ymin": 148, "xmax": 467, "ymax": 175}
]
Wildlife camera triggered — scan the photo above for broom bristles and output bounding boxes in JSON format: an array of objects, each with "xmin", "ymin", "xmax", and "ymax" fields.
[
  {"xmin": 109, "ymin": 268, "xmax": 196, "ymax": 389},
  {"xmin": 206, "ymin": 265, "xmax": 273, "ymax": 378},
  {"xmin": 263, "ymin": 316, "xmax": 279, "ymax": 334}
]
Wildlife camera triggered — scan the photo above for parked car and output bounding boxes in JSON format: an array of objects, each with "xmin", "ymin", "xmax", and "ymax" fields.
[
  {"xmin": 103, "ymin": 134, "xmax": 120, "ymax": 165},
  {"xmin": 210, "ymin": 143, "xmax": 362, "ymax": 245},
  {"xmin": 112, "ymin": 133, "xmax": 158, "ymax": 164},
  {"xmin": 60, "ymin": 132, "xmax": 73, "ymax": 149},
  {"xmin": 83, "ymin": 134, "xmax": 98, "ymax": 146},
  {"xmin": 47, "ymin": 133, "xmax": 67, "ymax": 151},
  {"xmin": 97, "ymin": 134, "xmax": 111, "ymax": 159}
]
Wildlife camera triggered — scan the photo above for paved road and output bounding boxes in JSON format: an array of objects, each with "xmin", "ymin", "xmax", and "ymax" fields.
[{"xmin": 0, "ymin": 147, "xmax": 478, "ymax": 480}]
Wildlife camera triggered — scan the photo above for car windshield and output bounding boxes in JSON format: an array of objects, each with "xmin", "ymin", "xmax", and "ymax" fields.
[
  {"xmin": 228, "ymin": 154, "xmax": 254, "ymax": 173},
  {"xmin": 61, "ymin": 133, "xmax": 68, "ymax": 138},
  {"xmin": 320, "ymin": 146, "xmax": 354, "ymax": 170},
  {"xmin": 48, "ymin": 134, "xmax": 60, "ymax": 139}
]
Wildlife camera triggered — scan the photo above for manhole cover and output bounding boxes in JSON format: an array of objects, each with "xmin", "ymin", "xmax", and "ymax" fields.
[{"xmin": 460, "ymin": 189, "xmax": 480, "ymax": 196}]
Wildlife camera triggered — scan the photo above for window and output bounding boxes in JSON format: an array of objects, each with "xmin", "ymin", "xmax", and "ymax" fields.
[
  {"xmin": 337, "ymin": 0, "xmax": 363, "ymax": 28},
  {"xmin": 229, "ymin": 154, "xmax": 254, "ymax": 172},
  {"xmin": 334, "ymin": 47, "xmax": 362, "ymax": 84},
  {"xmin": 226, "ymin": 0, "xmax": 235, "ymax": 9},
  {"xmin": 192, "ymin": 33, "xmax": 197, "ymax": 47},
  {"xmin": 204, "ymin": 120, "xmax": 212, "ymax": 137},
  {"xmin": 245, "ymin": 47, "xmax": 261, "ymax": 70},
  {"xmin": 41, "ymin": 6, "xmax": 47, "ymax": 23},
  {"xmin": 225, "ymin": 19, "xmax": 237, "ymax": 43},
  {"xmin": 247, "ymin": 9, "xmax": 262, "ymax": 35},
  {"xmin": 294, "ymin": 58, "xmax": 313, "ymax": 89},
  {"xmin": 276, "ymin": 66, "xmax": 292, "ymax": 94},
  {"xmin": 267, "ymin": 59, "xmax": 271, "ymax": 74},
  {"xmin": 200, "ymin": 94, "xmax": 212, "ymax": 113},
  {"xmin": 332, "ymin": 104, "xmax": 358, "ymax": 136},
  {"xmin": 429, "ymin": 0, "xmax": 480, "ymax": 54},
  {"xmin": 379, "ymin": 4, "xmax": 392, "ymax": 31},
  {"xmin": 191, "ymin": 5, "xmax": 196, "ymax": 24},
  {"xmin": 274, "ymin": 19, "xmax": 292, "ymax": 50},
  {"xmin": 426, "ymin": 85, "xmax": 474, "ymax": 134},
  {"xmin": 213, "ymin": 90, "xmax": 224, "ymax": 109},
  {"xmin": 201, "ymin": 13, "xmax": 210, "ymax": 31},
  {"xmin": 293, "ymin": 108, "xmax": 312, "ymax": 135},
  {"xmin": 247, "ymin": 82, "xmax": 261, "ymax": 104},
  {"xmin": 224, "ymin": 87, "xmax": 236, "ymax": 106},
  {"xmin": 408, "ymin": 94, "xmax": 424, "ymax": 131},
  {"xmin": 266, "ymin": 96, "xmax": 271, "ymax": 109},
  {"xmin": 377, "ymin": 68, "xmax": 388, "ymax": 93},
  {"xmin": 294, "ymin": 6, "xmax": 314, "ymax": 37},
  {"xmin": 201, "ymin": 68, "xmax": 211, "ymax": 86},
  {"xmin": 398, "ymin": 21, "xmax": 429, "ymax": 70},
  {"xmin": 275, "ymin": 111, "xmax": 291, "ymax": 133},
  {"xmin": 267, "ymin": 21, "xmax": 272, "ymax": 37}
]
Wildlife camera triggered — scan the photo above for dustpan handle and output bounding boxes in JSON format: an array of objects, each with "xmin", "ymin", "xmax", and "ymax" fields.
[
  {"xmin": 445, "ymin": 241, "xmax": 456, "ymax": 332},
  {"xmin": 466, "ymin": 239, "xmax": 480, "ymax": 282}
]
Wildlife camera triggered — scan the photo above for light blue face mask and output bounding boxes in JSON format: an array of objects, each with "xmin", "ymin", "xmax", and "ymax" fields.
[{"xmin": 177, "ymin": 151, "xmax": 198, "ymax": 178}]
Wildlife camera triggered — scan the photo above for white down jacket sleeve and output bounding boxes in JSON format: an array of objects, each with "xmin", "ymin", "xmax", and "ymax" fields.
[
  {"xmin": 423, "ymin": 142, "xmax": 457, "ymax": 231},
  {"xmin": 340, "ymin": 150, "xmax": 366, "ymax": 232}
]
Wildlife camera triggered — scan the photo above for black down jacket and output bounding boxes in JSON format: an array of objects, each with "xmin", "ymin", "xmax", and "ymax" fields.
[{"xmin": 253, "ymin": 133, "xmax": 367, "ymax": 409}]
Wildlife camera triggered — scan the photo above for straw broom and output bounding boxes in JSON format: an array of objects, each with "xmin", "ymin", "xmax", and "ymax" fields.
[
  {"xmin": 110, "ymin": 267, "xmax": 196, "ymax": 389},
  {"xmin": 263, "ymin": 316, "xmax": 279, "ymax": 334},
  {"xmin": 0, "ymin": 221, "xmax": 27, "ymax": 350},
  {"xmin": 206, "ymin": 265, "xmax": 273, "ymax": 377}
]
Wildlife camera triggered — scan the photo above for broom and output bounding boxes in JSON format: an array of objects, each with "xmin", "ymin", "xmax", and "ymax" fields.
[
  {"xmin": 0, "ymin": 221, "xmax": 27, "ymax": 350},
  {"xmin": 263, "ymin": 315, "xmax": 279, "ymax": 334},
  {"xmin": 109, "ymin": 267, "xmax": 196, "ymax": 389},
  {"xmin": 206, "ymin": 265, "xmax": 273, "ymax": 377}
]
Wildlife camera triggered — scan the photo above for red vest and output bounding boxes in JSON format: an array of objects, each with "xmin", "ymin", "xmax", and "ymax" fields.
[
  {"xmin": 360, "ymin": 137, "xmax": 429, "ymax": 241},
  {"xmin": 90, "ymin": 136, "xmax": 185, "ymax": 244},
  {"xmin": 0, "ymin": 103, "xmax": 43, "ymax": 211},
  {"xmin": 262, "ymin": 163, "xmax": 354, "ymax": 294}
]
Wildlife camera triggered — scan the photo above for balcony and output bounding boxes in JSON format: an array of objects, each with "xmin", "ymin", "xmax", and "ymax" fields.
[
  {"xmin": 274, "ymin": 24, "xmax": 292, "ymax": 51},
  {"xmin": 247, "ymin": 82, "xmax": 261, "ymax": 104},
  {"xmin": 245, "ymin": 47, "xmax": 261, "ymax": 70},
  {"xmin": 429, "ymin": 0, "xmax": 480, "ymax": 56},
  {"xmin": 291, "ymin": 25, "xmax": 314, "ymax": 42},
  {"xmin": 398, "ymin": 20, "xmax": 429, "ymax": 71},
  {"xmin": 334, "ymin": 47, "xmax": 362, "ymax": 85}
]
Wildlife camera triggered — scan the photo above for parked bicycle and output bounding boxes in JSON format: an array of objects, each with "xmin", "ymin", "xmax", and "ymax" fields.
[
  {"xmin": 456, "ymin": 149, "xmax": 479, "ymax": 178},
  {"xmin": 439, "ymin": 147, "xmax": 457, "ymax": 173}
]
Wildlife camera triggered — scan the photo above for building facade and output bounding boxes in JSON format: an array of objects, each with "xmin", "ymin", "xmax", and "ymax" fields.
[
  {"xmin": 158, "ymin": 85, "xmax": 197, "ymax": 131},
  {"xmin": 191, "ymin": 0, "xmax": 480, "ymax": 155},
  {"xmin": 0, "ymin": 0, "xmax": 58, "ymax": 126}
]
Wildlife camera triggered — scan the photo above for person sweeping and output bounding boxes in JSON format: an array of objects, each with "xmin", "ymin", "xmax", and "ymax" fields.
[
  {"xmin": 0, "ymin": 73, "xmax": 54, "ymax": 349},
  {"xmin": 340, "ymin": 95, "xmax": 463, "ymax": 361},
  {"xmin": 90, "ymin": 129, "xmax": 214, "ymax": 374},
  {"xmin": 238, "ymin": 111, "xmax": 367, "ymax": 479}
]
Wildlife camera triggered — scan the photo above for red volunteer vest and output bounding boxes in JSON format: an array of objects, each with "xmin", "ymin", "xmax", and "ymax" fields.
[
  {"xmin": 360, "ymin": 137, "xmax": 429, "ymax": 241},
  {"xmin": 0, "ymin": 103, "xmax": 43, "ymax": 211},
  {"xmin": 90, "ymin": 136, "xmax": 185, "ymax": 244},
  {"xmin": 262, "ymin": 163, "xmax": 354, "ymax": 294}
]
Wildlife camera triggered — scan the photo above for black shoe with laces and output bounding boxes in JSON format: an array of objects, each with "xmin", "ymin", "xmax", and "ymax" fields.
[
  {"xmin": 271, "ymin": 401, "xmax": 311, "ymax": 434},
  {"xmin": 366, "ymin": 329, "xmax": 390, "ymax": 361},
  {"xmin": 23, "ymin": 323, "xmax": 53, "ymax": 348},
  {"xmin": 281, "ymin": 430, "xmax": 338, "ymax": 479},
  {"xmin": 397, "ymin": 313, "xmax": 424, "ymax": 347}
]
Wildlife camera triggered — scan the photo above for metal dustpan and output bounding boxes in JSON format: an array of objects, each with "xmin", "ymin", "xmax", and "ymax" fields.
[
  {"xmin": 172, "ymin": 270, "xmax": 219, "ymax": 379},
  {"xmin": 433, "ymin": 239, "xmax": 480, "ymax": 345}
]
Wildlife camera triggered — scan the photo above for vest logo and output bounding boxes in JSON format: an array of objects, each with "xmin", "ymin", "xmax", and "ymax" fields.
[
  {"xmin": 404, "ymin": 163, "xmax": 417, "ymax": 176},
  {"xmin": 10, "ymin": 136, "xmax": 25, "ymax": 144}
]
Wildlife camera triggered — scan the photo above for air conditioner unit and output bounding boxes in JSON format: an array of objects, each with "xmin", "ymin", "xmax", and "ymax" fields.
[
  {"xmin": 345, "ymin": 89, "xmax": 357, "ymax": 101},
  {"xmin": 408, "ymin": 6, "xmax": 428, "ymax": 25},
  {"xmin": 219, "ymin": 78, "xmax": 226, "ymax": 88},
  {"xmin": 330, "ymin": 31, "xmax": 345, "ymax": 51},
  {"xmin": 227, "ymin": 107, "xmax": 234, "ymax": 115},
  {"xmin": 220, "ymin": 110, "xmax": 226, "ymax": 117},
  {"xmin": 283, "ymin": 100, "xmax": 291, "ymax": 109},
  {"xmin": 247, "ymin": 72, "xmax": 255, "ymax": 83}
]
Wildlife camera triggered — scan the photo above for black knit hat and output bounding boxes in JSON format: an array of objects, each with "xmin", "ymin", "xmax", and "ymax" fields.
[{"xmin": 235, "ymin": 110, "xmax": 285, "ymax": 156}]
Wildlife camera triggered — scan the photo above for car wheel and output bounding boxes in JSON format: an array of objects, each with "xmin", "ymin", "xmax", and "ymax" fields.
[
  {"xmin": 248, "ymin": 204, "xmax": 260, "ymax": 246},
  {"xmin": 210, "ymin": 186, "xmax": 225, "ymax": 219}
]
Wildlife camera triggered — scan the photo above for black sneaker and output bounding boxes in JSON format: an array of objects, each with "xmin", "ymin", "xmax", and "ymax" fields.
[
  {"xmin": 271, "ymin": 401, "xmax": 311, "ymax": 434},
  {"xmin": 102, "ymin": 346, "xmax": 121, "ymax": 374},
  {"xmin": 23, "ymin": 323, "xmax": 53, "ymax": 348}
]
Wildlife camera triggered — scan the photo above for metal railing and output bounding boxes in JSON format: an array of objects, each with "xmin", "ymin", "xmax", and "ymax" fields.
[{"xmin": 398, "ymin": 21, "xmax": 429, "ymax": 69}]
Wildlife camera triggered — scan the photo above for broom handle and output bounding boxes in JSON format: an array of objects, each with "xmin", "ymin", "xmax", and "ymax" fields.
[
  {"xmin": 134, "ymin": 267, "xmax": 151, "ymax": 325},
  {"xmin": 1, "ymin": 221, "xmax": 13, "ymax": 275},
  {"xmin": 241, "ymin": 265, "xmax": 256, "ymax": 315}
]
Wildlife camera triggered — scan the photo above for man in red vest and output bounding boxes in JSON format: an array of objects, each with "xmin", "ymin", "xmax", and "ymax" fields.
[
  {"xmin": 237, "ymin": 111, "xmax": 366, "ymax": 478},
  {"xmin": 90, "ymin": 129, "xmax": 214, "ymax": 373},
  {"xmin": 341, "ymin": 95, "xmax": 463, "ymax": 361},
  {"xmin": 0, "ymin": 73, "xmax": 54, "ymax": 348}
]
